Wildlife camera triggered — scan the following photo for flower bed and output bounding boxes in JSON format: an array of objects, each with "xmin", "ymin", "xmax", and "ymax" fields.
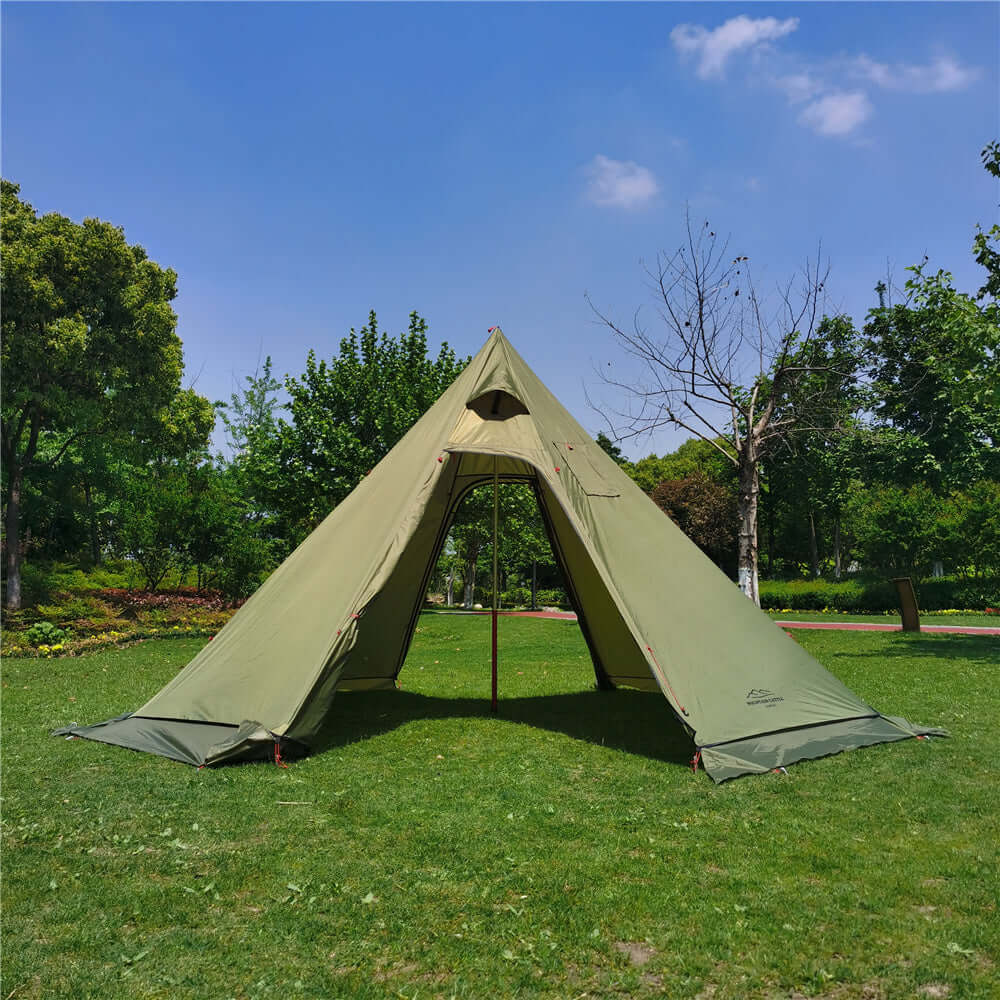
[
  {"xmin": 2, "ymin": 585, "xmax": 240, "ymax": 658},
  {"xmin": 3, "ymin": 624, "xmax": 218, "ymax": 659}
]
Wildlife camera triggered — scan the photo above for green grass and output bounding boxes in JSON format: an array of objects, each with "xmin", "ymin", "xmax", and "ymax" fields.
[
  {"xmin": 765, "ymin": 610, "xmax": 998, "ymax": 627},
  {"xmin": 3, "ymin": 616, "xmax": 998, "ymax": 999}
]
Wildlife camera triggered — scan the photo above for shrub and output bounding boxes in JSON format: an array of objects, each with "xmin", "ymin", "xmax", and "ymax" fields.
[
  {"xmin": 24, "ymin": 621, "xmax": 70, "ymax": 647},
  {"xmin": 651, "ymin": 473, "xmax": 737, "ymax": 576},
  {"xmin": 916, "ymin": 576, "xmax": 1000, "ymax": 611},
  {"xmin": 759, "ymin": 576, "xmax": 1000, "ymax": 613},
  {"xmin": 534, "ymin": 588, "xmax": 568, "ymax": 608},
  {"xmin": 501, "ymin": 586, "xmax": 532, "ymax": 607},
  {"xmin": 213, "ymin": 532, "xmax": 277, "ymax": 601}
]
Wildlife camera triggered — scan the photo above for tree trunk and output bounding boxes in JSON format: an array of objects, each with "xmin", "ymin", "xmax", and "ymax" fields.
[
  {"xmin": 4, "ymin": 466, "xmax": 23, "ymax": 610},
  {"xmin": 833, "ymin": 518, "xmax": 842, "ymax": 580},
  {"xmin": 766, "ymin": 486, "xmax": 775, "ymax": 577},
  {"xmin": 463, "ymin": 557, "xmax": 477, "ymax": 608},
  {"xmin": 531, "ymin": 559, "xmax": 537, "ymax": 611},
  {"xmin": 445, "ymin": 571, "xmax": 454, "ymax": 606},
  {"xmin": 736, "ymin": 449, "xmax": 760, "ymax": 606},
  {"xmin": 809, "ymin": 510, "xmax": 820, "ymax": 579},
  {"xmin": 84, "ymin": 480, "xmax": 100, "ymax": 566}
]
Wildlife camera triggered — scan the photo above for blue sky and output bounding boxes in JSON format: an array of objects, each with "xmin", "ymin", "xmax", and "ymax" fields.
[{"xmin": 3, "ymin": 2, "xmax": 997, "ymax": 458}]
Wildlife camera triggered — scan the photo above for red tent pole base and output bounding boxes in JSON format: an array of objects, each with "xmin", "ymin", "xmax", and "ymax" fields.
[{"xmin": 491, "ymin": 607, "xmax": 498, "ymax": 713}]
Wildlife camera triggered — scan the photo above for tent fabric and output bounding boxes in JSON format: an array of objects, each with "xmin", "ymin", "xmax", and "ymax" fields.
[{"xmin": 59, "ymin": 330, "xmax": 941, "ymax": 780}]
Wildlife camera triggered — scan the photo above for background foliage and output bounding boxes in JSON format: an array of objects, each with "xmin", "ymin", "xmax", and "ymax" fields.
[{"xmin": 2, "ymin": 144, "xmax": 998, "ymax": 623}]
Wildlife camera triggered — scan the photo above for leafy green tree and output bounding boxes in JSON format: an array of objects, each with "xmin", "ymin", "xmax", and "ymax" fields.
[
  {"xmin": 445, "ymin": 482, "xmax": 554, "ymax": 607},
  {"xmin": 934, "ymin": 481, "xmax": 1000, "ymax": 579},
  {"xmin": 1, "ymin": 180, "xmax": 184, "ymax": 607},
  {"xmin": 112, "ymin": 464, "xmax": 193, "ymax": 590},
  {"xmin": 758, "ymin": 315, "xmax": 867, "ymax": 578},
  {"xmin": 627, "ymin": 437, "xmax": 737, "ymax": 494},
  {"xmin": 842, "ymin": 483, "xmax": 944, "ymax": 577},
  {"xmin": 595, "ymin": 432, "xmax": 627, "ymax": 465},
  {"xmin": 271, "ymin": 311, "xmax": 467, "ymax": 542},
  {"xmin": 864, "ymin": 265, "xmax": 1000, "ymax": 490},
  {"xmin": 182, "ymin": 462, "xmax": 278, "ymax": 598},
  {"xmin": 220, "ymin": 356, "xmax": 282, "ymax": 459},
  {"xmin": 973, "ymin": 141, "xmax": 1000, "ymax": 302},
  {"xmin": 218, "ymin": 356, "xmax": 286, "ymax": 549}
]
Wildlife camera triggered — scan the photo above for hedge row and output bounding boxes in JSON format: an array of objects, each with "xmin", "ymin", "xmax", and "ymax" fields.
[
  {"xmin": 758, "ymin": 576, "xmax": 1000, "ymax": 613},
  {"xmin": 501, "ymin": 587, "xmax": 568, "ymax": 609}
]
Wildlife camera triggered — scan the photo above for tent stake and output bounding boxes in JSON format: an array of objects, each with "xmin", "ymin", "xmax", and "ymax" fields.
[{"xmin": 491, "ymin": 455, "xmax": 499, "ymax": 713}]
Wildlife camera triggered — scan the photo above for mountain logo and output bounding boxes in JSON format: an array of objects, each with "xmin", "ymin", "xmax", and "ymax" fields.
[{"xmin": 746, "ymin": 688, "xmax": 784, "ymax": 706}]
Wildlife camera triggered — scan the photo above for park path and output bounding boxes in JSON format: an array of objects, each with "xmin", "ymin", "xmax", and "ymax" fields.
[
  {"xmin": 774, "ymin": 620, "xmax": 1000, "ymax": 636},
  {"xmin": 437, "ymin": 609, "xmax": 1000, "ymax": 635}
]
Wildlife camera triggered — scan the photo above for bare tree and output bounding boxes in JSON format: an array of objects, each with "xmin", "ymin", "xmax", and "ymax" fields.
[{"xmin": 590, "ymin": 214, "xmax": 849, "ymax": 605}]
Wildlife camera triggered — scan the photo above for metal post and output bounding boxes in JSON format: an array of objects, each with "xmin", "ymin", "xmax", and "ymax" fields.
[{"xmin": 491, "ymin": 456, "xmax": 499, "ymax": 713}]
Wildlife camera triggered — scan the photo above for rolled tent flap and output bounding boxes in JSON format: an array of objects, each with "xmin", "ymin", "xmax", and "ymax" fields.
[{"xmin": 56, "ymin": 328, "xmax": 944, "ymax": 780}]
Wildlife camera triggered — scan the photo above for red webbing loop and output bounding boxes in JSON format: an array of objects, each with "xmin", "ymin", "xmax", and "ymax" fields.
[{"xmin": 274, "ymin": 742, "xmax": 288, "ymax": 769}]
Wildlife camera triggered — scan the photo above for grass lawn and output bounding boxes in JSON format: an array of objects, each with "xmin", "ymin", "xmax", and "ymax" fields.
[
  {"xmin": 3, "ymin": 615, "xmax": 998, "ymax": 999},
  {"xmin": 765, "ymin": 611, "xmax": 998, "ymax": 628}
]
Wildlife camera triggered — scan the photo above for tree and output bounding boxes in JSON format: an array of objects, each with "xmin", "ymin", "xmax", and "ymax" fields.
[
  {"xmin": 1, "ymin": 181, "xmax": 184, "ymax": 608},
  {"xmin": 218, "ymin": 356, "xmax": 286, "ymax": 548},
  {"xmin": 973, "ymin": 141, "xmax": 1000, "ymax": 302},
  {"xmin": 112, "ymin": 463, "xmax": 193, "ymax": 590},
  {"xmin": 627, "ymin": 436, "xmax": 737, "ymax": 494},
  {"xmin": 864, "ymin": 264, "xmax": 1000, "ymax": 490},
  {"xmin": 651, "ymin": 472, "xmax": 737, "ymax": 576},
  {"xmin": 595, "ymin": 431, "xmax": 626, "ymax": 465},
  {"xmin": 108, "ymin": 389, "xmax": 217, "ymax": 590},
  {"xmin": 270, "ymin": 311, "xmax": 467, "ymax": 542},
  {"xmin": 593, "ymin": 213, "xmax": 850, "ymax": 604},
  {"xmin": 445, "ymin": 482, "xmax": 553, "ymax": 608},
  {"xmin": 842, "ymin": 483, "xmax": 944, "ymax": 577},
  {"xmin": 757, "ymin": 314, "xmax": 866, "ymax": 578}
]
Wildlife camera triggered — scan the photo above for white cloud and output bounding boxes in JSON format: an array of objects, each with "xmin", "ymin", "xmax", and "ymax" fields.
[
  {"xmin": 773, "ymin": 71, "xmax": 822, "ymax": 104},
  {"xmin": 799, "ymin": 92, "xmax": 873, "ymax": 137},
  {"xmin": 670, "ymin": 15, "xmax": 978, "ymax": 142},
  {"xmin": 671, "ymin": 15, "xmax": 799, "ymax": 78},
  {"xmin": 585, "ymin": 155, "xmax": 659, "ymax": 209},
  {"xmin": 853, "ymin": 54, "xmax": 980, "ymax": 93}
]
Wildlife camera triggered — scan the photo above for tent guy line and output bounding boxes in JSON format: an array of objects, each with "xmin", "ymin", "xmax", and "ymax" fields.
[{"xmin": 55, "ymin": 328, "xmax": 943, "ymax": 781}]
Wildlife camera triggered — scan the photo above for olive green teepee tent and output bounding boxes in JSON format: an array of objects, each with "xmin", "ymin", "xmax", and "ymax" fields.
[{"xmin": 59, "ymin": 329, "xmax": 940, "ymax": 780}]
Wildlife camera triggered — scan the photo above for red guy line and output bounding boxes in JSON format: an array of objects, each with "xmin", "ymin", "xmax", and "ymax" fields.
[{"xmin": 646, "ymin": 644, "xmax": 687, "ymax": 715}]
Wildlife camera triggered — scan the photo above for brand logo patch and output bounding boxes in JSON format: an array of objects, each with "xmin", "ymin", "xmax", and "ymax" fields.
[{"xmin": 746, "ymin": 688, "xmax": 784, "ymax": 707}]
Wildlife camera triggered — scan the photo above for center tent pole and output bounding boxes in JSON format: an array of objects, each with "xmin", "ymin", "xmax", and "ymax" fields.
[{"xmin": 491, "ymin": 455, "xmax": 499, "ymax": 713}]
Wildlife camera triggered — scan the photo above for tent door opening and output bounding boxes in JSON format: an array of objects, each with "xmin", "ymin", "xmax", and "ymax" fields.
[{"xmin": 391, "ymin": 453, "xmax": 618, "ymax": 704}]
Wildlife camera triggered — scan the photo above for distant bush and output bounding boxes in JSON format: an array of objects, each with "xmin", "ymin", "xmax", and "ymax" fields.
[
  {"xmin": 213, "ymin": 533, "xmax": 277, "ymax": 601},
  {"xmin": 651, "ymin": 472, "xmax": 737, "ymax": 576},
  {"xmin": 534, "ymin": 588, "xmax": 568, "ymax": 608},
  {"xmin": 759, "ymin": 576, "xmax": 1000, "ymax": 612},
  {"xmin": 501, "ymin": 586, "xmax": 532, "ymax": 607},
  {"xmin": 96, "ymin": 588, "xmax": 239, "ymax": 612},
  {"xmin": 917, "ymin": 576, "xmax": 1000, "ymax": 611}
]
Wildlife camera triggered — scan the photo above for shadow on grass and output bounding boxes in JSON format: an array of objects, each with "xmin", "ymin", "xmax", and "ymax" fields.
[
  {"xmin": 822, "ymin": 633, "xmax": 999, "ymax": 662},
  {"xmin": 316, "ymin": 689, "xmax": 695, "ymax": 768}
]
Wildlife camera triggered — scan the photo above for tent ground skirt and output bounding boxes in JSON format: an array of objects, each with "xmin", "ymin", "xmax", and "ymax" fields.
[
  {"xmin": 699, "ymin": 714, "xmax": 945, "ymax": 782},
  {"xmin": 55, "ymin": 715, "xmax": 303, "ymax": 767}
]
